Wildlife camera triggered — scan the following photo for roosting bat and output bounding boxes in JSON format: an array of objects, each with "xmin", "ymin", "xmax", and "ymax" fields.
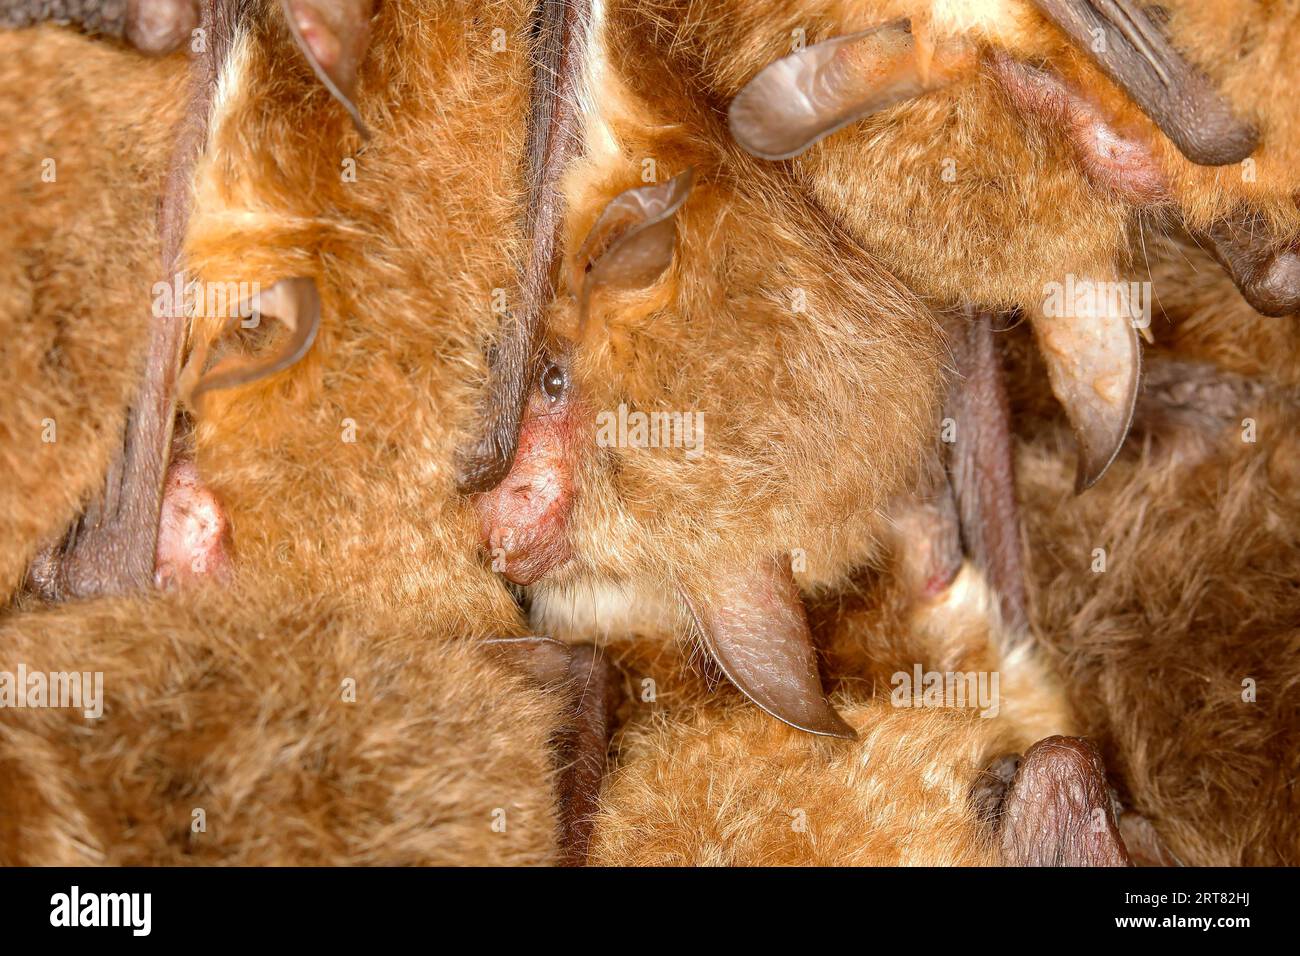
[
  {"xmin": 0, "ymin": 0, "xmax": 626, "ymax": 863},
  {"xmin": 0, "ymin": 589, "xmax": 570, "ymax": 865},
  {"xmin": 467, "ymin": 0, "xmax": 951, "ymax": 739},
  {"xmin": 657, "ymin": 0, "xmax": 1300, "ymax": 497},
  {"xmin": 3, "ymin": 0, "xmax": 1294, "ymax": 869}
]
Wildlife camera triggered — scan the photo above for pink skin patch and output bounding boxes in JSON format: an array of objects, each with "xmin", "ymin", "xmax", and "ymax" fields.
[
  {"xmin": 473, "ymin": 363, "xmax": 579, "ymax": 586},
  {"xmin": 290, "ymin": 2, "xmax": 342, "ymax": 71},
  {"xmin": 989, "ymin": 53, "xmax": 1168, "ymax": 206},
  {"xmin": 154, "ymin": 460, "xmax": 232, "ymax": 590}
]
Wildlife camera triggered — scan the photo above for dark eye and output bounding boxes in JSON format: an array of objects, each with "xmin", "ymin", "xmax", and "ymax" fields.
[{"xmin": 541, "ymin": 363, "xmax": 566, "ymax": 402}]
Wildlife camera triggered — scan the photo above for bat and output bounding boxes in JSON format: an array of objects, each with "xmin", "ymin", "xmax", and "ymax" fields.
[
  {"xmin": 0, "ymin": 0, "xmax": 624, "ymax": 864},
  {"xmin": 469, "ymin": 0, "xmax": 950, "ymax": 739},
  {"xmin": 0, "ymin": 590, "xmax": 571, "ymax": 865}
]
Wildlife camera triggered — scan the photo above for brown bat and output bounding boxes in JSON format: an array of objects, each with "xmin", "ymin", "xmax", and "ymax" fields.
[
  {"xmin": 464, "ymin": 0, "xmax": 952, "ymax": 740},
  {"xmin": 0, "ymin": 0, "xmax": 623, "ymax": 863},
  {"xmin": 0, "ymin": 589, "xmax": 569, "ymax": 865}
]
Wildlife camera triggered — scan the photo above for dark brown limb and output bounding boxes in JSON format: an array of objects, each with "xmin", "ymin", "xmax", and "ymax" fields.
[
  {"xmin": 455, "ymin": 0, "xmax": 593, "ymax": 493},
  {"xmin": 485, "ymin": 637, "xmax": 620, "ymax": 866},
  {"xmin": 28, "ymin": 0, "xmax": 239, "ymax": 601},
  {"xmin": 1031, "ymin": 0, "xmax": 1256, "ymax": 166},
  {"xmin": 1199, "ymin": 213, "xmax": 1300, "ymax": 317},
  {"xmin": 551, "ymin": 644, "xmax": 619, "ymax": 866},
  {"xmin": 942, "ymin": 310, "xmax": 1029, "ymax": 635},
  {"xmin": 0, "ymin": 0, "xmax": 199, "ymax": 53}
]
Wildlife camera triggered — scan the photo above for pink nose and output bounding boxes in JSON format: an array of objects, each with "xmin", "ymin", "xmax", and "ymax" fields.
[{"xmin": 474, "ymin": 389, "xmax": 575, "ymax": 585}]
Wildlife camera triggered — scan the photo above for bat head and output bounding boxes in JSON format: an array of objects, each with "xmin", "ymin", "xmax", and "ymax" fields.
[{"xmin": 179, "ymin": 0, "xmax": 543, "ymax": 632}]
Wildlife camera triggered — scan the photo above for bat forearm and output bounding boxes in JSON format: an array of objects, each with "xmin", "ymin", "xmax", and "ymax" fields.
[
  {"xmin": 0, "ymin": 0, "xmax": 128, "ymax": 34},
  {"xmin": 0, "ymin": 0, "xmax": 123, "ymax": 30},
  {"xmin": 1, "ymin": 0, "xmax": 198, "ymax": 54},
  {"xmin": 944, "ymin": 309, "xmax": 1029, "ymax": 636}
]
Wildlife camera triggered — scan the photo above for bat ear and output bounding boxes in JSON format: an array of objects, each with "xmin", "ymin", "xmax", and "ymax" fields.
[
  {"xmin": 1030, "ymin": 0, "xmax": 1256, "ymax": 166},
  {"xmin": 728, "ymin": 19, "xmax": 969, "ymax": 161},
  {"xmin": 680, "ymin": 556, "xmax": 856, "ymax": 739},
  {"xmin": 1032, "ymin": 274, "xmax": 1142, "ymax": 492},
  {"xmin": 280, "ymin": 0, "xmax": 376, "ymax": 135},
  {"xmin": 573, "ymin": 168, "xmax": 695, "ymax": 337},
  {"xmin": 997, "ymin": 736, "xmax": 1131, "ymax": 866},
  {"xmin": 182, "ymin": 276, "xmax": 322, "ymax": 403}
]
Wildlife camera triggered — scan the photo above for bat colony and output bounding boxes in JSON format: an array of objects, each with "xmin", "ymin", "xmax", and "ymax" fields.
[{"xmin": 0, "ymin": 0, "xmax": 1295, "ymax": 865}]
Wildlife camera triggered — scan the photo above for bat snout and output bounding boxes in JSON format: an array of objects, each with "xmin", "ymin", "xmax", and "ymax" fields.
[{"xmin": 473, "ymin": 387, "xmax": 577, "ymax": 586}]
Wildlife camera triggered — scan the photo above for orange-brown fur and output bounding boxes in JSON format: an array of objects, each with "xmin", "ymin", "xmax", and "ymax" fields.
[
  {"xmin": 0, "ymin": 31, "xmax": 188, "ymax": 598},
  {"xmin": 180, "ymin": 0, "xmax": 539, "ymax": 633},
  {"xmin": 1, "ymin": 1, "xmax": 1295, "ymax": 868},
  {"xmin": 1011, "ymin": 240, "xmax": 1300, "ymax": 866},
  {"xmin": 0, "ymin": 588, "xmax": 562, "ymax": 865},
  {"xmin": 588, "ymin": 559, "xmax": 1071, "ymax": 865},
  {"xmin": 0, "ymin": 5, "xmax": 573, "ymax": 863},
  {"xmin": 612, "ymin": 0, "xmax": 1300, "ymax": 313}
]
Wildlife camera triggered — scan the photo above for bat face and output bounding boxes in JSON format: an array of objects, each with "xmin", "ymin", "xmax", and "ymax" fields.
[
  {"xmin": 177, "ymin": 0, "xmax": 543, "ymax": 633},
  {"xmin": 457, "ymin": 0, "xmax": 950, "ymax": 735},
  {"xmin": 545, "ymin": 163, "xmax": 944, "ymax": 592}
]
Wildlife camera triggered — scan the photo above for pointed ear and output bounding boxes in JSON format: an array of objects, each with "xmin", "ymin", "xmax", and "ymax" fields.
[
  {"xmin": 728, "ymin": 20, "xmax": 969, "ymax": 161},
  {"xmin": 280, "ymin": 0, "xmax": 376, "ymax": 135},
  {"xmin": 1032, "ymin": 277, "xmax": 1141, "ymax": 492},
  {"xmin": 680, "ymin": 556, "xmax": 856, "ymax": 739},
  {"xmin": 574, "ymin": 168, "xmax": 694, "ymax": 336},
  {"xmin": 1030, "ymin": 0, "xmax": 1256, "ymax": 166},
  {"xmin": 999, "ymin": 736, "xmax": 1131, "ymax": 866},
  {"xmin": 183, "ymin": 277, "xmax": 321, "ymax": 402}
]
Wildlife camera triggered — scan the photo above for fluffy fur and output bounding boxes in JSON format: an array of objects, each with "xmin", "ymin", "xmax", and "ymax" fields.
[
  {"xmin": 0, "ymin": 588, "xmax": 562, "ymax": 865},
  {"xmin": 0, "ymin": 4, "xmax": 575, "ymax": 864},
  {"xmin": 588, "ymin": 560, "xmax": 1071, "ymax": 865},
  {"xmin": 179, "ymin": 0, "xmax": 542, "ymax": 633},
  {"xmin": 612, "ymin": 0, "xmax": 1300, "ymax": 313},
  {"xmin": 1011, "ymin": 240, "xmax": 1300, "ymax": 865},
  {"xmin": 589, "ymin": 701, "xmax": 1007, "ymax": 865},
  {"xmin": 0, "ymin": 31, "xmax": 187, "ymax": 598},
  {"xmin": 530, "ymin": 0, "xmax": 949, "ymax": 649},
  {"xmin": 2, "ymin": 1, "xmax": 1295, "ymax": 868}
]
